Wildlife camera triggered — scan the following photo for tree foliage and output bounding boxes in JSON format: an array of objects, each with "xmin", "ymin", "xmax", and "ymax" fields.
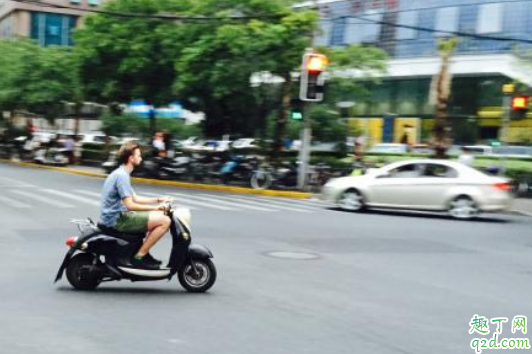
[
  {"xmin": 0, "ymin": 39, "xmax": 80, "ymax": 120},
  {"xmin": 74, "ymin": 0, "xmax": 316, "ymax": 141},
  {"xmin": 0, "ymin": 0, "xmax": 388, "ymax": 149}
]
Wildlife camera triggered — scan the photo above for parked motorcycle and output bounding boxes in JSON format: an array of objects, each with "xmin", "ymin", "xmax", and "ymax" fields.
[
  {"xmin": 211, "ymin": 154, "xmax": 261, "ymax": 186},
  {"xmin": 54, "ymin": 202, "xmax": 217, "ymax": 292},
  {"xmin": 33, "ymin": 147, "xmax": 69, "ymax": 166}
]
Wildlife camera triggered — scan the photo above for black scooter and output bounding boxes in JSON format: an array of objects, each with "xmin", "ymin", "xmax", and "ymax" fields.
[{"xmin": 54, "ymin": 204, "xmax": 216, "ymax": 292}]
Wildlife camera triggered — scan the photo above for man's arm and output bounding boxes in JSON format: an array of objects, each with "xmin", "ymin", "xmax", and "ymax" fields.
[
  {"xmin": 132, "ymin": 194, "xmax": 160, "ymax": 205},
  {"xmin": 123, "ymin": 196, "xmax": 166, "ymax": 212}
]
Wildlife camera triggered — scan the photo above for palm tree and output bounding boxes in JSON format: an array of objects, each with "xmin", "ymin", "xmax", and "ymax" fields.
[{"xmin": 432, "ymin": 37, "xmax": 459, "ymax": 158}]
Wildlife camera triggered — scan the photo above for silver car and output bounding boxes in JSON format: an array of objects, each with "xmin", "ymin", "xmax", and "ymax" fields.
[{"xmin": 321, "ymin": 160, "xmax": 512, "ymax": 219}]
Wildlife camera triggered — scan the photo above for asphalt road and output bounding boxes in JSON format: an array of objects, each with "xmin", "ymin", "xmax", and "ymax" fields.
[{"xmin": 1, "ymin": 163, "xmax": 531, "ymax": 354}]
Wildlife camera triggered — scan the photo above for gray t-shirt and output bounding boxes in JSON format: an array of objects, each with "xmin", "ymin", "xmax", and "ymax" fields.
[{"xmin": 100, "ymin": 166, "xmax": 135, "ymax": 227}]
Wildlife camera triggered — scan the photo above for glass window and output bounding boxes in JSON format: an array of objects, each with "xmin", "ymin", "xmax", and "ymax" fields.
[
  {"xmin": 345, "ymin": 12, "xmax": 382, "ymax": 44},
  {"xmin": 419, "ymin": 164, "xmax": 458, "ymax": 178},
  {"xmin": 31, "ymin": 12, "xmax": 77, "ymax": 46},
  {"xmin": 45, "ymin": 14, "xmax": 62, "ymax": 46},
  {"xmin": 477, "ymin": 3, "xmax": 503, "ymax": 34},
  {"xmin": 330, "ymin": 17, "xmax": 346, "ymax": 46},
  {"xmin": 395, "ymin": 80, "xmax": 422, "ymax": 115},
  {"xmin": 314, "ymin": 20, "xmax": 332, "ymax": 47},
  {"xmin": 396, "ymin": 10, "xmax": 417, "ymax": 40},
  {"xmin": 70, "ymin": 0, "xmax": 81, "ymax": 4},
  {"xmin": 388, "ymin": 164, "xmax": 420, "ymax": 178},
  {"xmin": 88, "ymin": 0, "xmax": 100, "ymax": 6},
  {"xmin": 435, "ymin": 7, "xmax": 459, "ymax": 35}
]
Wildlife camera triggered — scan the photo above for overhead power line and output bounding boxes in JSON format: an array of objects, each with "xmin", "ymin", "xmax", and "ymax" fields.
[
  {"xmin": 309, "ymin": 0, "xmax": 532, "ymax": 17},
  {"xmin": 323, "ymin": 14, "xmax": 532, "ymax": 45},
  {"xmin": 9, "ymin": 0, "xmax": 285, "ymax": 21},
  {"xmin": 9, "ymin": 0, "xmax": 532, "ymax": 44}
]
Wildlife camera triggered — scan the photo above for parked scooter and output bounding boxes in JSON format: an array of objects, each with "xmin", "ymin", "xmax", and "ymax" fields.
[
  {"xmin": 34, "ymin": 147, "xmax": 69, "ymax": 166},
  {"xmin": 212, "ymin": 154, "xmax": 261, "ymax": 186},
  {"xmin": 54, "ymin": 202, "xmax": 216, "ymax": 292}
]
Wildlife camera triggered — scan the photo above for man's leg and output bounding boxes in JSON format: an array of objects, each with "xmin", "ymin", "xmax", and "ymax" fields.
[{"xmin": 136, "ymin": 211, "xmax": 171, "ymax": 257}]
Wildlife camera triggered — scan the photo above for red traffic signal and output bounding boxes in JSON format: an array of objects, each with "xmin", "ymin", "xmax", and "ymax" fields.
[
  {"xmin": 511, "ymin": 96, "xmax": 528, "ymax": 110},
  {"xmin": 511, "ymin": 95, "xmax": 529, "ymax": 119},
  {"xmin": 300, "ymin": 53, "xmax": 328, "ymax": 102},
  {"xmin": 306, "ymin": 55, "xmax": 328, "ymax": 74}
]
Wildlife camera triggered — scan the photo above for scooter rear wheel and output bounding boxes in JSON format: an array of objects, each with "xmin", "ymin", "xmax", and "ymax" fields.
[
  {"xmin": 178, "ymin": 259, "xmax": 216, "ymax": 293},
  {"xmin": 66, "ymin": 253, "xmax": 101, "ymax": 291}
]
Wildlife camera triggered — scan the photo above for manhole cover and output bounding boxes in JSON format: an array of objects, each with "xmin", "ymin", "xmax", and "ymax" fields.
[{"xmin": 265, "ymin": 251, "xmax": 320, "ymax": 260}]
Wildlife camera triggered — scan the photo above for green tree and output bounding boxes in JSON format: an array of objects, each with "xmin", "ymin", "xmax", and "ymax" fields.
[
  {"xmin": 0, "ymin": 39, "xmax": 80, "ymax": 122},
  {"xmin": 73, "ymin": 0, "xmax": 386, "ymax": 155},
  {"xmin": 74, "ymin": 0, "xmax": 188, "ymax": 106},
  {"xmin": 170, "ymin": 0, "xmax": 317, "ymax": 152}
]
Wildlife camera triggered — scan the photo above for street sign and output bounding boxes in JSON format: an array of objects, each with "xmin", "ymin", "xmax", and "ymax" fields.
[{"xmin": 502, "ymin": 84, "xmax": 515, "ymax": 94}]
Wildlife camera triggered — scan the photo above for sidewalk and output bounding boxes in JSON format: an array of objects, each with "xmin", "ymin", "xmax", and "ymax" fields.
[{"xmin": 511, "ymin": 198, "xmax": 532, "ymax": 217}]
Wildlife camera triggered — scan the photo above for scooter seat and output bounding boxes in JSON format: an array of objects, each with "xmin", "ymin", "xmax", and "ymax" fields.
[{"xmin": 97, "ymin": 223, "xmax": 145, "ymax": 242}]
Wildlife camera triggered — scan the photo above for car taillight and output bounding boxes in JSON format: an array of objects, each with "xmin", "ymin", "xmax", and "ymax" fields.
[
  {"xmin": 493, "ymin": 182, "xmax": 511, "ymax": 191},
  {"xmin": 65, "ymin": 236, "xmax": 78, "ymax": 247}
]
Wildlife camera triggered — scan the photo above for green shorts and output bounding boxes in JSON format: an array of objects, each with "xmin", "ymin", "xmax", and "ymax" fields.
[{"xmin": 115, "ymin": 211, "xmax": 150, "ymax": 233}]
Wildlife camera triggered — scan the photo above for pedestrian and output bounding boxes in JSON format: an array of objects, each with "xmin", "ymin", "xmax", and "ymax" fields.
[
  {"xmin": 458, "ymin": 146, "xmax": 474, "ymax": 167},
  {"xmin": 152, "ymin": 132, "xmax": 166, "ymax": 157},
  {"xmin": 63, "ymin": 135, "xmax": 75, "ymax": 164},
  {"xmin": 74, "ymin": 136, "xmax": 83, "ymax": 165}
]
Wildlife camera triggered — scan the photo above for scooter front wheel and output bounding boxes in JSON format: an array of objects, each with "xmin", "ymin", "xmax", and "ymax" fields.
[{"xmin": 178, "ymin": 259, "xmax": 216, "ymax": 293}]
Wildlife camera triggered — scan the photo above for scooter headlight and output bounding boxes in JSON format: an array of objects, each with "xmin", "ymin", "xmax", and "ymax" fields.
[{"xmin": 174, "ymin": 208, "xmax": 191, "ymax": 230}]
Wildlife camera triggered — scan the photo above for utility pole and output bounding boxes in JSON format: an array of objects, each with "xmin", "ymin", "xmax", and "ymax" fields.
[{"xmin": 499, "ymin": 84, "xmax": 514, "ymax": 144}]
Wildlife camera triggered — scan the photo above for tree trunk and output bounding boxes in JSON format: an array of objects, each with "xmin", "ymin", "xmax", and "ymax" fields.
[
  {"xmin": 272, "ymin": 78, "xmax": 292, "ymax": 162},
  {"xmin": 432, "ymin": 39, "xmax": 457, "ymax": 159},
  {"xmin": 434, "ymin": 52, "xmax": 450, "ymax": 158}
]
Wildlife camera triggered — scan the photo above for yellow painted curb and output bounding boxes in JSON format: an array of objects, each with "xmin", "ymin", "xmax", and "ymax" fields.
[
  {"xmin": 0, "ymin": 159, "xmax": 107, "ymax": 178},
  {"xmin": 0, "ymin": 159, "xmax": 313, "ymax": 199}
]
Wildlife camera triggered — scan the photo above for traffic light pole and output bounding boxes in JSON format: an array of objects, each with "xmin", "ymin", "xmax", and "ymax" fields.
[
  {"xmin": 499, "ymin": 93, "xmax": 511, "ymax": 144},
  {"xmin": 297, "ymin": 103, "xmax": 312, "ymax": 190},
  {"xmin": 297, "ymin": 47, "xmax": 327, "ymax": 190}
]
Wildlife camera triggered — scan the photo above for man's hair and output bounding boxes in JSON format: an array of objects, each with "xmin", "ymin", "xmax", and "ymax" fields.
[{"xmin": 117, "ymin": 141, "xmax": 140, "ymax": 165}]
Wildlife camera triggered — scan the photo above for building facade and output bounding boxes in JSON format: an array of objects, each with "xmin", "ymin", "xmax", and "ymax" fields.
[
  {"xmin": 0, "ymin": 0, "xmax": 108, "ymax": 46},
  {"xmin": 302, "ymin": 0, "xmax": 532, "ymax": 145}
]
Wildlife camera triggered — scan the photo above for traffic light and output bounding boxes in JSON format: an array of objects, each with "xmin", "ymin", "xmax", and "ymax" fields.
[
  {"xmin": 300, "ymin": 53, "xmax": 328, "ymax": 102},
  {"xmin": 511, "ymin": 95, "xmax": 529, "ymax": 119},
  {"xmin": 290, "ymin": 98, "xmax": 303, "ymax": 120}
]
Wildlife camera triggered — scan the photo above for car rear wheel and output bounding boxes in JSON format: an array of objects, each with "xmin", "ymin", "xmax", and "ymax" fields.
[
  {"xmin": 338, "ymin": 189, "xmax": 365, "ymax": 212},
  {"xmin": 449, "ymin": 196, "xmax": 479, "ymax": 220}
]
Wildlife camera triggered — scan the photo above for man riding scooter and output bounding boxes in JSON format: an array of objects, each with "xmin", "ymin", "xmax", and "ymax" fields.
[{"xmin": 99, "ymin": 140, "xmax": 172, "ymax": 270}]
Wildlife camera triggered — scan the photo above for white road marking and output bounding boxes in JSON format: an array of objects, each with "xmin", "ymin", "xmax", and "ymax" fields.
[
  {"xmin": 172, "ymin": 192, "xmax": 276, "ymax": 212},
  {"xmin": 11, "ymin": 190, "xmax": 74, "ymax": 208},
  {"xmin": 41, "ymin": 189, "xmax": 100, "ymax": 206},
  {"xmin": 0, "ymin": 195, "xmax": 31, "ymax": 208}
]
